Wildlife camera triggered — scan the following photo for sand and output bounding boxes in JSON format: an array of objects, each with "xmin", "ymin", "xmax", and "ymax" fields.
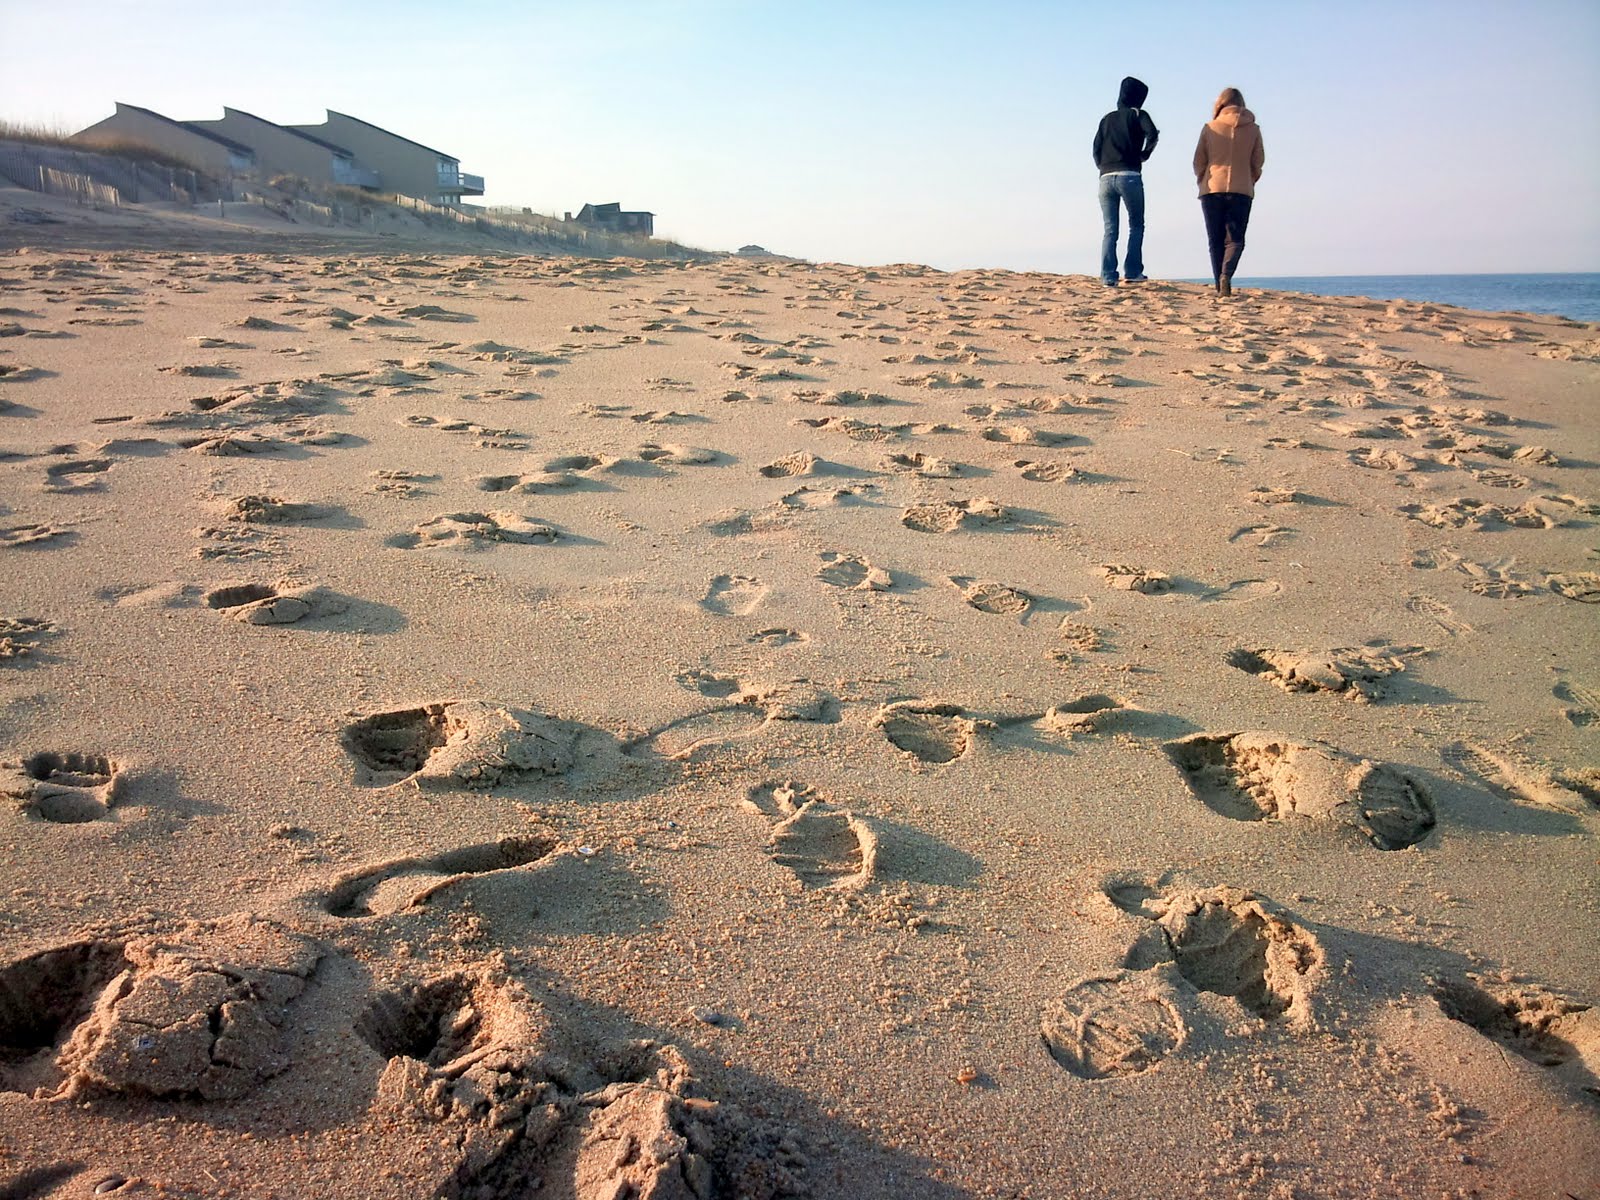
[{"xmin": 0, "ymin": 224, "xmax": 1597, "ymax": 1200}]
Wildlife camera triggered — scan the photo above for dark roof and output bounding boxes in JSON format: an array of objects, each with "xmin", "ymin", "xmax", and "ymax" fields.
[
  {"xmin": 321, "ymin": 110, "xmax": 455, "ymax": 161},
  {"xmin": 111, "ymin": 102, "xmax": 255, "ymax": 157},
  {"xmin": 221, "ymin": 107, "xmax": 356, "ymax": 157},
  {"xmin": 579, "ymin": 203, "xmax": 654, "ymax": 217}
]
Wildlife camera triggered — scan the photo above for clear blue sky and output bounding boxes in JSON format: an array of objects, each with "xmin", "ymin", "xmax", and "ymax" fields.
[{"xmin": 3, "ymin": 0, "xmax": 1598, "ymax": 275}]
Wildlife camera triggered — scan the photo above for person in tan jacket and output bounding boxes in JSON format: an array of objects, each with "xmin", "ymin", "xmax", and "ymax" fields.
[{"xmin": 1193, "ymin": 88, "xmax": 1264, "ymax": 297}]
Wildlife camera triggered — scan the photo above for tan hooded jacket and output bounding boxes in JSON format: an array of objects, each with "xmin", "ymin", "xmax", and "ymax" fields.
[{"xmin": 1194, "ymin": 106, "xmax": 1264, "ymax": 197}]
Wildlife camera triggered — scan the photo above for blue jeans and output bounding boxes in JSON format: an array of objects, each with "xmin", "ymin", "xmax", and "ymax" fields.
[{"xmin": 1099, "ymin": 171, "xmax": 1145, "ymax": 284}]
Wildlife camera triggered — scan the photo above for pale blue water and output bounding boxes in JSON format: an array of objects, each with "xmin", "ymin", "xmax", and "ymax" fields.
[{"xmin": 1220, "ymin": 273, "xmax": 1600, "ymax": 323}]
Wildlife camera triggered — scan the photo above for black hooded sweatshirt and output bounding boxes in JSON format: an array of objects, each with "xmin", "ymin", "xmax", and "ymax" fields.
[{"xmin": 1093, "ymin": 76, "xmax": 1160, "ymax": 174}]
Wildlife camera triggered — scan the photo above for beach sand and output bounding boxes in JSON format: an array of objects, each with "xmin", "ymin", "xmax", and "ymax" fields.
[{"xmin": 0, "ymin": 235, "xmax": 1596, "ymax": 1199}]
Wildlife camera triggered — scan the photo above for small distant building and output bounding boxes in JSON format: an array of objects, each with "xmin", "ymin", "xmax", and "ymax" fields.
[
  {"xmin": 71, "ymin": 102, "xmax": 257, "ymax": 176},
  {"xmin": 572, "ymin": 202, "xmax": 654, "ymax": 237},
  {"xmin": 289, "ymin": 111, "xmax": 482, "ymax": 206},
  {"xmin": 187, "ymin": 107, "xmax": 378, "ymax": 190}
]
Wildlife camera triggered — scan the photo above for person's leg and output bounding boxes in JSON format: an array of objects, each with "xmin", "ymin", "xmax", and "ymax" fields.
[
  {"xmin": 1098, "ymin": 175, "xmax": 1120, "ymax": 285},
  {"xmin": 1200, "ymin": 194, "xmax": 1226, "ymax": 287},
  {"xmin": 1221, "ymin": 194, "xmax": 1253, "ymax": 282},
  {"xmin": 1122, "ymin": 174, "xmax": 1146, "ymax": 280}
]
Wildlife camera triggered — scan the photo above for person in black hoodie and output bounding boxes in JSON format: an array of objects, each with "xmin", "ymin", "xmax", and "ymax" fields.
[{"xmin": 1092, "ymin": 76, "xmax": 1160, "ymax": 286}]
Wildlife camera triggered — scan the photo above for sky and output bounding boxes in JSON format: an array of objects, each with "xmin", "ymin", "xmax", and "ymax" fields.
[{"xmin": 3, "ymin": 0, "xmax": 1598, "ymax": 277}]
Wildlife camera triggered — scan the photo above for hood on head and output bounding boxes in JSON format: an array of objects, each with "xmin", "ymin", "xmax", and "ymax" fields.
[
  {"xmin": 1210, "ymin": 106, "xmax": 1256, "ymax": 131},
  {"xmin": 1118, "ymin": 76, "xmax": 1149, "ymax": 109}
]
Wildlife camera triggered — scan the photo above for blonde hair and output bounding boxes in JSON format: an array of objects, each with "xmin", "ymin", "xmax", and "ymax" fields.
[{"xmin": 1214, "ymin": 88, "xmax": 1246, "ymax": 118}]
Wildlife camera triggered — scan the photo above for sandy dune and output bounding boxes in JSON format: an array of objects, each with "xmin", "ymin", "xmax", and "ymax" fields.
[{"xmin": 1, "ymin": 242, "xmax": 1597, "ymax": 1199}]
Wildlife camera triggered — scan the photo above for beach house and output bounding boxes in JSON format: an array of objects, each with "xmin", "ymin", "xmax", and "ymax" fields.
[
  {"xmin": 571, "ymin": 202, "xmax": 654, "ymax": 237},
  {"xmin": 71, "ymin": 102, "xmax": 258, "ymax": 177},
  {"xmin": 186, "ymin": 108, "xmax": 379, "ymax": 191},
  {"xmin": 287, "ymin": 111, "xmax": 483, "ymax": 207}
]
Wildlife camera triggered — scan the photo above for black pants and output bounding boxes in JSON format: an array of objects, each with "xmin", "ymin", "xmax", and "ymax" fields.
[{"xmin": 1200, "ymin": 192, "xmax": 1253, "ymax": 282}]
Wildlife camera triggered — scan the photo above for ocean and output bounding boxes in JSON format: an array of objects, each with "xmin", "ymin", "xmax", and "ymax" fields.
[{"xmin": 1218, "ymin": 273, "xmax": 1600, "ymax": 324}]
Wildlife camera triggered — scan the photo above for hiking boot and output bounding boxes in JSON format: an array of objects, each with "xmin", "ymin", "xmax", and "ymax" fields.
[{"xmin": 1219, "ymin": 278, "xmax": 1233, "ymax": 298}]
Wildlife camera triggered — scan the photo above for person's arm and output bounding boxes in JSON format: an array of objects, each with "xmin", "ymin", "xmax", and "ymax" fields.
[
  {"xmin": 1251, "ymin": 129, "xmax": 1265, "ymax": 181},
  {"xmin": 1194, "ymin": 129, "xmax": 1208, "ymax": 184},
  {"xmin": 1092, "ymin": 120, "xmax": 1105, "ymax": 166},
  {"xmin": 1140, "ymin": 112, "xmax": 1160, "ymax": 160}
]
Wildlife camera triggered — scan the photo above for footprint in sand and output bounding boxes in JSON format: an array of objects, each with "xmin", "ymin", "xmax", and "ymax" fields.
[
  {"xmin": 701, "ymin": 574, "xmax": 768, "ymax": 616},
  {"xmin": 159, "ymin": 363, "xmax": 237, "ymax": 379},
  {"xmin": 360, "ymin": 969, "xmax": 805, "ymax": 1198},
  {"xmin": 1199, "ymin": 578, "xmax": 1280, "ymax": 604},
  {"xmin": 637, "ymin": 443, "xmax": 719, "ymax": 466},
  {"xmin": 203, "ymin": 581, "xmax": 349, "ymax": 626},
  {"xmin": 1055, "ymin": 620, "xmax": 1107, "ymax": 656},
  {"xmin": 1100, "ymin": 563, "xmax": 1172, "ymax": 595},
  {"xmin": 948, "ymin": 576, "xmax": 1031, "ymax": 615},
  {"xmin": 1406, "ymin": 594, "xmax": 1471, "ymax": 636},
  {"xmin": 1012, "ymin": 460, "xmax": 1083, "ymax": 484},
  {"xmin": 41, "ymin": 459, "xmax": 111, "ymax": 493},
  {"xmin": 222, "ymin": 495, "xmax": 334, "ymax": 524},
  {"xmin": 0, "ymin": 751, "xmax": 125, "ymax": 823},
  {"xmin": 0, "ymin": 616, "xmax": 57, "ymax": 664},
  {"xmin": 874, "ymin": 701, "xmax": 978, "ymax": 764},
  {"xmin": 790, "ymin": 388, "xmax": 892, "ymax": 407},
  {"xmin": 0, "ymin": 915, "xmax": 320, "ymax": 1101},
  {"xmin": 1429, "ymin": 976, "xmax": 1599, "ymax": 1096},
  {"xmin": 882, "ymin": 451, "xmax": 963, "ymax": 478},
  {"xmin": 748, "ymin": 627, "xmax": 809, "ymax": 647},
  {"xmin": 1554, "ymin": 678, "xmax": 1599, "ymax": 727},
  {"xmin": 1039, "ymin": 694, "xmax": 1133, "ymax": 735},
  {"xmin": 181, "ymin": 433, "xmax": 286, "ymax": 457},
  {"xmin": 1225, "ymin": 645, "xmax": 1417, "ymax": 702},
  {"xmin": 675, "ymin": 668, "xmax": 742, "ymax": 698},
  {"xmin": 980, "ymin": 426, "xmax": 1081, "ymax": 448},
  {"xmin": 636, "ymin": 706, "xmax": 769, "ymax": 758},
  {"xmin": 341, "ymin": 701, "xmax": 607, "ymax": 790},
  {"xmin": 817, "ymin": 552, "xmax": 892, "ymax": 592},
  {"xmin": 758, "ymin": 450, "xmax": 818, "ymax": 478},
  {"xmin": 779, "ymin": 484, "xmax": 872, "ymax": 510},
  {"xmin": 354, "ymin": 971, "xmax": 534, "ymax": 1067},
  {"xmin": 475, "ymin": 454, "xmax": 616, "ymax": 495},
  {"xmin": 1397, "ymin": 498, "xmax": 1557, "ymax": 531},
  {"xmin": 1165, "ymin": 732, "xmax": 1435, "ymax": 850},
  {"xmin": 1107, "ymin": 884, "xmax": 1324, "ymax": 1024},
  {"xmin": 1439, "ymin": 741, "xmax": 1591, "ymax": 814},
  {"xmin": 387, "ymin": 511, "xmax": 560, "ymax": 550},
  {"xmin": 1546, "ymin": 571, "xmax": 1600, "ymax": 604},
  {"xmin": 1471, "ymin": 467, "xmax": 1530, "ymax": 489},
  {"xmin": 742, "ymin": 781, "xmax": 878, "ymax": 891},
  {"xmin": 901, "ymin": 498, "xmax": 1009, "ymax": 534},
  {"xmin": 323, "ymin": 835, "xmax": 560, "ymax": 918},
  {"xmin": 0, "ymin": 939, "xmax": 130, "ymax": 1095},
  {"xmin": 637, "ymin": 680, "xmax": 838, "ymax": 759},
  {"xmin": 1040, "ymin": 973, "xmax": 1186, "ymax": 1080},
  {"xmin": 1349, "ymin": 447, "xmax": 1420, "ymax": 472},
  {"xmin": 1228, "ymin": 523, "xmax": 1295, "ymax": 547},
  {"xmin": 0, "ymin": 524, "xmax": 72, "ymax": 550}
]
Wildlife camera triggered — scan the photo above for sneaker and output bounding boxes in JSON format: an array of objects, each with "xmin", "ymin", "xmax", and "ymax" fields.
[
  {"xmin": 1102, "ymin": 279, "xmax": 1119, "ymax": 288},
  {"xmin": 1124, "ymin": 275, "xmax": 1148, "ymax": 283},
  {"xmin": 1219, "ymin": 278, "xmax": 1233, "ymax": 298}
]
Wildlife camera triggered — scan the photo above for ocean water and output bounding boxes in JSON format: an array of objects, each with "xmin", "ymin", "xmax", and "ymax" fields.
[{"xmin": 1223, "ymin": 273, "xmax": 1600, "ymax": 324}]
